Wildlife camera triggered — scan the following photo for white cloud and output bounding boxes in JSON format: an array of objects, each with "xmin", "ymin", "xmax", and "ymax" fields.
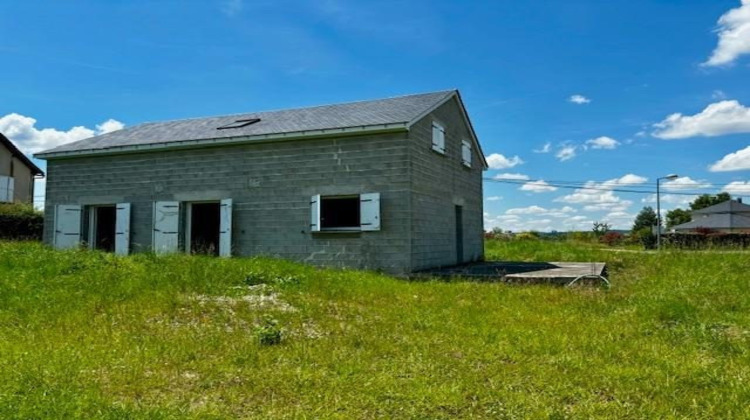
[
  {"xmin": 662, "ymin": 176, "xmax": 711, "ymax": 191},
  {"xmin": 713, "ymin": 90, "xmax": 728, "ymax": 100},
  {"xmin": 506, "ymin": 206, "xmax": 548, "ymax": 215},
  {"xmin": 96, "ymin": 119, "xmax": 125, "ymax": 134},
  {"xmin": 569, "ymin": 94, "xmax": 591, "ymax": 105},
  {"xmin": 554, "ymin": 174, "xmax": 647, "ymax": 212},
  {"xmin": 598, "ymin": 212, "xmax": 636, "ymax": 230},
  {"xmin": 488, "ymin": 206, "xmax": 621, "ymax": 232},
  {"xmin": 585, "ymin": 136, "xmax": 620, "ymax": 150},
  {"xmin": 486, "ymin": 153, "xmax": 524, "ymax": 169},
  {"xmin": 723, "ymin": 181, "xmax": 750, "ymax": 195},
  {"xmin": 652, "ymin": 100, "xmax": 750, "ymax": 139},
  {"xmin": 710, "ymin": 145, "xmax": 750, "ymax": 171},
  {"xmin": 0, "ymin": 113, "xmax": 124, "ymax": 154},
  {"xmin": 493, "ymin": 173, "xmax": 530, "ymax": 181},
  {"xmin": 582, "ymin": 201, "xmax": 633, "ymax": 213},
  {"xmin": 533, "ymin": 142, "xmax": 551, "ymax": 153},
  {"xmin": 505, "ymin": 205, "xmax": 575, "ymax": 217},
  {"xmin": 486, "ymin": 196, "xmax": 502, "ymax": 201},
  {"xmin": 613, "ymin": 174, "xmax": 649, "ymax": 185},
  {"xmin": 642, "ymin": 194, "xmax": 698, "ymax": 207},
  {"xmin": 556, "ymin": 145, "xmax": 577, "ymax": 161},
  {"xmin": 704, "ymin": 0, "xmax": 750, "ymax": 67},
  {"xmin": 520, "ymin": 180, "xmax": 558, "ymax": 193}
]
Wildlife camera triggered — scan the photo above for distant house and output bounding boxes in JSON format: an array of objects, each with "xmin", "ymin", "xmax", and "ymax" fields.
[
  {"xmin": 35, "ymin": 90, "xmax": 488, "ymax": 273},
  {"xmin": 672, "ymin": 199, "xmax": 750, "ymax": 234},
  {"xmin": 0, "ymin": 133, "xmax": 44, "ymax": 204}
]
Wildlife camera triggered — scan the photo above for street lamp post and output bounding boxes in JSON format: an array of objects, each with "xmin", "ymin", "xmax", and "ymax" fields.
[{"xmin": 656, "ymin": 174, "xmax": 679, "ymax": 250}]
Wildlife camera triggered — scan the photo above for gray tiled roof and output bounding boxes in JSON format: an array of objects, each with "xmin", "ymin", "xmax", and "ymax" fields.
[
  {"xmin": 692, "ymin": 199, "xmax": 750, "ymax": 215},
  {"xmin": 37, "ymin": 90, "xmax": 456, "ymax": 156},
  {"xmin": 673, "ymin": 213, "xmax": 750, "ymax": 230}
]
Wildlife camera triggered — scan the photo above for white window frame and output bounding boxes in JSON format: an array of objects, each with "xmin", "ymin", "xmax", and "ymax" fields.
[
  {"xmin": 431, "ymin": 121, "xmax": 446, "ymax": 154},
  {"xmin": 461, "ymin": 139, "xmax": 472, "ymax": 168}
]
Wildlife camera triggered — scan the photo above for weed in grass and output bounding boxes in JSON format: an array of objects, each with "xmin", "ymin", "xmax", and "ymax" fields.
[{"xmin": 255, "ymin": 316, "xmax": 282, "ymax": 346}]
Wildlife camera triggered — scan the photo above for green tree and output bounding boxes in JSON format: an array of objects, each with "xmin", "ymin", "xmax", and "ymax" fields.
[
  {"xmin": 632, "ymin": 207, "xmax": 660, "ymax": 249},
  {"xmin": 632, "ymin": 206, "xmax": 659, "ymax": 233},
  {"xmin": 592, "ymin": 221, "xmax": 611, "ymax": 238},
  {"xmin": 666, "ymin": 208, "xmax": 691, "ymax": 229},
  {"xmin": 689, "ymin": 193, "xmax": 731, "ymax": 211}
]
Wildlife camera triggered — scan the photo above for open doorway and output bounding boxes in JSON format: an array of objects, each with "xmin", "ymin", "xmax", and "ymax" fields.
[
  {"xmin": 188, "ymin": 202, "xmax": 220, "ymax": 255},
  {"xmin": 91, "ymin": 205, "xmax": 116, "ymax": 252}
]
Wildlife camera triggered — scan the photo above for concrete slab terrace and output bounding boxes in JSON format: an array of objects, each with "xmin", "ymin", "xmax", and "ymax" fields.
[{"xmin": 414, "ymin": 261, "xmax": 608, "ymax": 285}]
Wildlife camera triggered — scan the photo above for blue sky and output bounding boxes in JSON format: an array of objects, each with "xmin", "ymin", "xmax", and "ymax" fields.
[{"xmin": 2, "ymin": 0, "xmax": 750, "ymax": 231}]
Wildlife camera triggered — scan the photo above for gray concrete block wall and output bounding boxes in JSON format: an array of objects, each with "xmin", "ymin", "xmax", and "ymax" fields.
[
  {"xmin": 408, "ymin": 97, "xmax": 485, "ymax": 270},
  {"xmin": 44, "ymin": 132, "xmax": 413, "ymax": 273}
]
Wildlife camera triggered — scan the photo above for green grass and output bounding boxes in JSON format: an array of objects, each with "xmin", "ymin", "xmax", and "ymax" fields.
[{"xmin": 1, "ymin": 240, "xmax": 749, "ymax": 418}]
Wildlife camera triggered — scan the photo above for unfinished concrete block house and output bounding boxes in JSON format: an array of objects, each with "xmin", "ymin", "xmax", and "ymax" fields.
[{"xmin": 36, "ymin": 90, "xmax": 487, "ymax": 273}]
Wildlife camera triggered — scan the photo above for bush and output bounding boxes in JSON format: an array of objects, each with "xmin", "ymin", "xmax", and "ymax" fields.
[
  {"xmin": 0, "ymin": 203, "xmax": 43, "ymax": 241},
  {"xmin": 515, "ymin": 232, "xmax": 539, "ymax": 241},
  {"xmin": 255, "ymin": 316, "xmax": 282, "ymax": 346},
  {"xmin": 635, "ymin": 227, "xmax": 656, "ymax": 250},
  {"xmin": 567, "ymin": 231, "xmax": 596, "ymax": 243},
  {"xmin": 599, "ymin": 231, "xmax": 624, "ymax": 247},
  {"xmin": 664, "ymin": 233, "xmax": 750, "ymax": 249}
]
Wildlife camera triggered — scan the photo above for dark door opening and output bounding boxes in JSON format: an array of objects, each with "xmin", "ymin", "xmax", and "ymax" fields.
[
  {"xmin": 455, "ymin": 205, "xmax": 464, "ymax": 265},
  {"xmin": 190, "ymin": 202, "xmax": 220, "ymax": 255},
  {"xmin": 94, "ymin": 206, "xmax": 116, "ymax": 252}
]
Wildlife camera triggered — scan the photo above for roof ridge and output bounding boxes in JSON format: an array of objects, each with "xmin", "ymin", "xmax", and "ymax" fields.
[{"xmin": 132, "ymin": 89, "xmax": 457, "ymax": 127}]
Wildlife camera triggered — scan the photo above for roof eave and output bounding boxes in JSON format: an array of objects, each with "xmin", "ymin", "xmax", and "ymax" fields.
[
  {"xmin": 34, "ymin": 123, "xmax": 409, "ymax": 160},
  {"xmin": 0, "ymin": 133, "xmax": 45, "ymax": 176}
]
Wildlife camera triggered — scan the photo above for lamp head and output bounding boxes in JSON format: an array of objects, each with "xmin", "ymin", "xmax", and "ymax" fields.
[{"xmin": 664, "ymin": 174, "xmax": 679, "ymax": 180}]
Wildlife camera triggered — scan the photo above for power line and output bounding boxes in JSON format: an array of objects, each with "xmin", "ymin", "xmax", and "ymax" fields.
[
  {"xmin": 483, "ymin": 177, "xmax": 729, "ymax": 196},
  {"xmin": 487, "ymin": 176, "xmax": 739, "ymax": 189}
]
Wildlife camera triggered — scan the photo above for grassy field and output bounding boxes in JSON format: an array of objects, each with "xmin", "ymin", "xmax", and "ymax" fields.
[{"xmin": 1, "ymin": 240, "xmax": 749, "ymax": 418}]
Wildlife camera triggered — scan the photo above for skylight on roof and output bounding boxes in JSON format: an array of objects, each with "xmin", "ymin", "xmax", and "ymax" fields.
[{"xmin": 217, "ymin": 118, "xmax": 260, "ymax": 130}]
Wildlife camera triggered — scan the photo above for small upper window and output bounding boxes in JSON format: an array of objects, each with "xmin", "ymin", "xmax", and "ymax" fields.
[
  {"xmin": 431, "ymin": 121, "xmax": 445, "ymax": 154},
  {"xmin": 217, "ymin": 118, "xmax": 261, "ymax": 130},
  {"xmin": 461, "ymin": 140, "xmax": 472, "ymax": 168}
]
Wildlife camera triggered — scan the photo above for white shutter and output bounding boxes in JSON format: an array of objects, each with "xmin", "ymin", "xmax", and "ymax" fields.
[
  {"xmin": 152, "ymin": 201, "xmax": 180, "ymax": 255},
  {"xmin": 310, "ymin": 194, "xmax": 321, "ymax": 232},
  {"xmin": 0, "ymin": 176, "xmax": 10, "ymax": 202},
  {"xmin": 115, "ymin": 203, "xmax": 131, "ymax": 256},
  {"xmin": 360, "ymin": 193, "xmax": 381, "ymax": 231},
  {"xmin": 54, "ymin": 205, "xmax": 82, "ymax": 249},
  {"xmin": 461, "ymin": 140, "xmax": 472, "ymax": 167},
  {"xmin": 219, "ymin": 198, "xmax": 233, "ymax": 257},
  {"xmin": 432, "ymin": 122, "xmax": 445, "ymax": 154},
  {"xmin": 7, "ymin": 177, "xmax": 14, "ymax": 201}
]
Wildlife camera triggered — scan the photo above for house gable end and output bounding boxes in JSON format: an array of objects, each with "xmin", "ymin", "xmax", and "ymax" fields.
[{"xmin": 406, "ymin": 91, "xmax": 488, "ymax": 169}]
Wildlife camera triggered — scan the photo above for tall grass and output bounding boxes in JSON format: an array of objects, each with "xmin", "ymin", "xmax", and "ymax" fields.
[{"xmin": 0, "ymin": 240, "xmax": 748, "ymax": 418}]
